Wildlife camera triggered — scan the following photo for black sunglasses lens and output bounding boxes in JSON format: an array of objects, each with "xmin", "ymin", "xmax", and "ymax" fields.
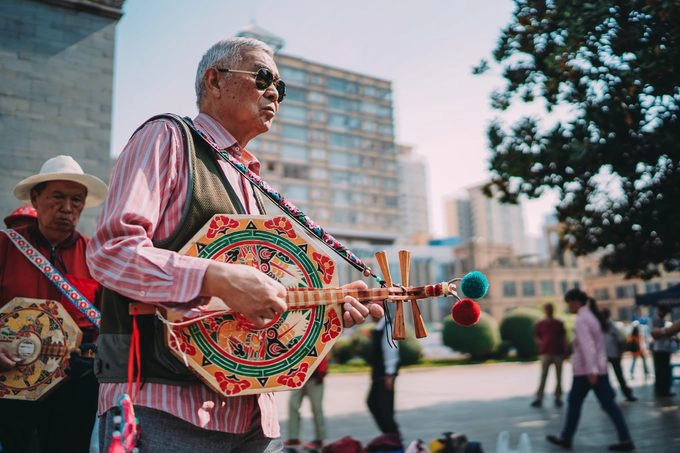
[
  {"xmin": 275, "ymin": 80, "xmax": 286, "ymax": 102},
  {"xmin": 255, "ymin": 69, "xmax": 273, "ymax": 90}
]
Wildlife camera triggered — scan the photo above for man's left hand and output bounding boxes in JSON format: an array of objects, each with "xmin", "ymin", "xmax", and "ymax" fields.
[{"xmin": 341, "ymin": 280, "xmax": 384, "ymax": 327}]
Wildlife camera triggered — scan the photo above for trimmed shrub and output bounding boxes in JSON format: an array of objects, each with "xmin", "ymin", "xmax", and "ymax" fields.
[
  {"xmin": 500, "ymin": 308, "xmax": 542, "ymax": 358},
  {"xmin": 442, "ymin": 312, "xmax": 500, "ymax": 360}
]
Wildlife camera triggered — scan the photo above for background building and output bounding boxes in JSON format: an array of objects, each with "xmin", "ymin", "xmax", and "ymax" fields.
[
  {"xmin": 240, "ymin": 26, "xmax": 401, "ymax": 248},
  {"xmin": 397, "ymin": 144, "xmax": 430, "ymax": 245},
  {"xmin": 0, "ymin": 0, "xmax": 124, "ymax": 233}
]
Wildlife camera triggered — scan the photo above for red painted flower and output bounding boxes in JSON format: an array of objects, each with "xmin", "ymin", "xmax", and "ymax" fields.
[
  {"xmin": 321, "ymin": 309, "xmax": 342, "ymax": 343},
  {"xmin": 276, "ymin": 362, "xmax": 309, "ymax": 388},
  {"xmin": 312, "ymin": 253, "xmax": 335, "ymax": 284},
  {"xmin": 215, "ymin": 372, "xmax": 251, "ymax": 395},
  {"xmin": 264, "ymin": 216, "xmax": 296, "ymax": 238},
  {"xmin": 207, "ymin": 216, "xmax": 239, "ymax": 239},
  {"xmin": 169, "ymin": 330, "xmax": 197, "ymax": 356}
]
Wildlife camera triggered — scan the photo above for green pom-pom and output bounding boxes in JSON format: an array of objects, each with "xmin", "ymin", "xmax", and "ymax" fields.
[{"xmin": 461, "ymin": 271, "xmax": 489, "ymax": 299}]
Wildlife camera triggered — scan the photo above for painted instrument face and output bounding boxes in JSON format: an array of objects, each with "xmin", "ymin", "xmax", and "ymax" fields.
[{"xmin": 0, "ymin": 297, "xmax": 82, "ymax": 401}]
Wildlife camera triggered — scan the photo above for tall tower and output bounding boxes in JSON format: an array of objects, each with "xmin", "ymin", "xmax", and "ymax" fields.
[
  {"xmin": 0, "ymin": 0, "xmax": 124, "ymax": 233},
  {"xmin": 397, "ymin": 144, "xmax": 430, "ymax": 244}
]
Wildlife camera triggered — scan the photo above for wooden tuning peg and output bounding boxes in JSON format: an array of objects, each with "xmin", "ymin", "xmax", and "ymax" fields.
[
  {"xmin": 376, "ymin": 251, "xmax": 405, "ymax": 340},
  {"xmin": 398, "ymin": 250, "xmax": 428, "ymax": 339}
]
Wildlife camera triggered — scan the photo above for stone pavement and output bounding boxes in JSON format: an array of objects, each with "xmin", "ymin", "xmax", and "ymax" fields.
[{"xmin": 276, "ymin": 358, "xmax": 680, "ymax": 452}]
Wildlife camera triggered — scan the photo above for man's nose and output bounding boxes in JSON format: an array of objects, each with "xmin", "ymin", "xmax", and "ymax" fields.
[{"xmin": 263, "ymin": 84, "xmax": 278, "ymax": 103}]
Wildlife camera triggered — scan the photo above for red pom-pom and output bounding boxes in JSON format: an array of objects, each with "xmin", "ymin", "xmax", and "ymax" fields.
[{"xmin": 451, "ymin": 298, "xmax": 481, "ymax": 326}]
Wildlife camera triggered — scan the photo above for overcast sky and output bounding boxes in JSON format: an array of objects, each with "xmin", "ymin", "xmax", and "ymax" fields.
[{"xmin": 111, "ymin": 0, "xmax": 557, "ymax": 237}]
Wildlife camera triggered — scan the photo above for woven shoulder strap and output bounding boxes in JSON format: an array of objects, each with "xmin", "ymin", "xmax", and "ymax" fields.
[{"xmin": 0, "ymin": 229, "xmax": 101, "ymax": 328}]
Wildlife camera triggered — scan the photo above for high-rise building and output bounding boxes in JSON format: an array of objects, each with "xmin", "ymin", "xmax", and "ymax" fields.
[
  {"xmin": 397, "ymin": 144, "xmax": 430, "ymax": 245},
  {"xmin": 0, "ymin": 0, "xmax": 124, "ymax": 233},
  {"xmin": 239, "ymin": 26, "xmax": 401, "ymax": 247},
  {"xmin": 444, "ymin": 183, "xmax": 527, "ymax": 254}
]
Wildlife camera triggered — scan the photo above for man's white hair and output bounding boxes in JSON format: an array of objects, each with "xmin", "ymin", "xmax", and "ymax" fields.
[{"xmin": 195, "ymin": 37, "xmax": 274, "ymax": 108}]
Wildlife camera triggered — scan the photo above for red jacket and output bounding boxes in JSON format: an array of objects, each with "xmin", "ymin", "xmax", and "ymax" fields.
[{"xmin": 0, "ymin": 223, "xmax": 100, "ymax": 339}]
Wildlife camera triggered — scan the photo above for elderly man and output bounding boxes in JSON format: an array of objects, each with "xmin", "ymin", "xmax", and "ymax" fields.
[
  {"xmin": 0, "ymin": 155, "xmax": 107, "ymax": 453},
  {"xmin": 87, "ymin": 37, "xmax": 383, "ymax": 453}
]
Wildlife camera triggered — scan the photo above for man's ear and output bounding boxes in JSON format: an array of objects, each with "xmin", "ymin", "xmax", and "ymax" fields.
[
  {"xmin": 30, "ymin": 190, "xmax": 39, "ymax": 208},
  {"xmin": 203, "ymin": 68, "xmax": 223, "ymax": 100}
]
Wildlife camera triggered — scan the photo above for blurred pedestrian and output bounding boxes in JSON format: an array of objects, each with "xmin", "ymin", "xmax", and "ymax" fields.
[
  {"xmin": 627, "ymin": 325, "xmax": 649, "ymax": 381},
  {"xmin": 531, "ymin": 302, "xmax": 567, "ymax": 408},
  {"xmin": 367, "ymin": 317, "xmax": 401, "ymax": 440},
  {"xmin": 602, "ymin": 308, "xmax": 636, "ymax": 402},
  {"xmin": 651, "ymin": 305, "xmax": 675, "ymax": 397},
  {"xmin": 3, "ymin": 205, "xmax": 37, "ymax": 229},
  {"xmin": 284, "ymin": 356, "xmax": 329, "ymax": 452},
  {"xmin": 546, "ymin": 288, "xmax": 635, "ymax": 452}
]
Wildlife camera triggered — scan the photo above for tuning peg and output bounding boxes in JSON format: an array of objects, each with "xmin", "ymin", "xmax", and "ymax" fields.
[
  {"xmin": 376, "ymin": 251, "xmax": 404, "ymax": 340},
  {"xmin": 399, "ymin": 250, "xmax": 428, "ymax": 339}
]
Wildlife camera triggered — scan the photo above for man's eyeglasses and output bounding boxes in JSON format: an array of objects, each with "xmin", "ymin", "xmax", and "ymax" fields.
[{"xmin": 217, "ymin": 67, "xmax": 286, "ymax": 103}]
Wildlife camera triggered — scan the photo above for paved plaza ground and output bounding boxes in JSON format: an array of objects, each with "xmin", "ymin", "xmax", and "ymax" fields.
[{"xmin": 277, "ymin": 357, "xmax": 680, "ymax": 452}]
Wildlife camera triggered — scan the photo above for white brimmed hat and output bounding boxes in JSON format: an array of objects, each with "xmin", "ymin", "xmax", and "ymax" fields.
[{"xmin": 13, "ymin": 155, "xmax": 108, "ymax": 208}]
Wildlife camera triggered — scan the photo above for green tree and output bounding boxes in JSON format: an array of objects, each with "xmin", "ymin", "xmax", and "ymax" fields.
[
  {"xmin": 500, "ymin": 307, "xmax": 543, "ymax": 358},
  {"xmin": 476, "ymin": 0, "xmax": 680, "ymax": 279}
]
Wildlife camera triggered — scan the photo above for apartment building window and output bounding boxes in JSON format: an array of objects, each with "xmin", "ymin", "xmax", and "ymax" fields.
[
  {"xmin": 278, "ymin": 104, "xmax": 306, "ymax": 121},
  {"xmin": 280, "ymin": 67, "xmax": 307, "ymax": 84},
  {"xmin": 280, "ymin": 143, "xmax": 307, "ymax": 161},
  {"xmin": 594, "ymin": 288, "xmax": 610, "ymax": 300},
  {"xmin": 285, "ymin": 86, "xmax": 306, "ymax": 103},
  {"xmin": 328, "ymin": 95, "xmax": 360, "ymax": 112},
  {"xmin": 310, "ymin": 148, "xmax": 327, "ymax": 160},
  {"xmin": 310, "ymin": 168, "xmax": 327, "ymax": 180},
  {"xmin": 308, "ymin": 91, "xmax": 326, "ymax": 104},
  {"xmin": 282, "ymin": 124, "xmax": 307, "ymax": 141},
  {"xmin": 615, "ymin": 285, "xmax": 636, "ymax": 299},
  {"xmin": 540, "ymin": 280, "xmax": 555, "ymax": 296},
  {"xmin": 560, "ymin": 280, "xmax": 569, "ymax": 295},
  {"xmin": 503, "ymin": 281, "xmax": 517, "ymax": 297},
  {"xmin": 282, "ymin": 163, "xmax": 309, "ymax": 180},
  {"xmin": 522, "ymin": 281, "xmax": 536, "ymax": 297},
  {"xmin": 645, "ymin": 282, "xmax": 662, "ymax": 293},
  {"xmin": 282, "ymin": 184, "xmax": 309, "ymax": 201},
  {"xmin": 328, "ymin": 77, "xmax": 359, "ymax": 94},
  {"xmin": 618, "ymin": 307, "xmax": 631, "ymax": 321}
]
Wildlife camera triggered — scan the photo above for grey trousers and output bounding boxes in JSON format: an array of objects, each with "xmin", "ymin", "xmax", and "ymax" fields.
[{"xmin": 99, "ymin": 405, "xmax": 283, "ymax": 453}]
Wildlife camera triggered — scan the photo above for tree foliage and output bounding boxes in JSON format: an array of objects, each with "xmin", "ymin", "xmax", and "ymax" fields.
[{"xmin": 477, "ymin": 0, "xmax": 680, "ymax": 279}]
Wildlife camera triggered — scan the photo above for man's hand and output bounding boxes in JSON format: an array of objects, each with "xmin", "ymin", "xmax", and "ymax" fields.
[
  {"xmin": 0, "ymin": 344, "xmax": 18, "ymax": 372},
  {"xmin": 341, "ymin": 280, "xmax": 384, "ymax": 328},
  {"xmin": 201, "ymin": 262, "xmax": 287, "ymax": 329}
]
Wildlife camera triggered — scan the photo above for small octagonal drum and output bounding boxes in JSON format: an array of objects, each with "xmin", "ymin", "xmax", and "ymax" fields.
[
  {"xmin": 0, "ymin": 297, "xmax": 82, "ymax": 401},
  {"xmin": 163, "ymin": 215, "xmax": 343, "ymax": 397}
]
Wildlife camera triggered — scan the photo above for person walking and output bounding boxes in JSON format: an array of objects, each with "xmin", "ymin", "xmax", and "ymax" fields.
[
  {"xmin": 531, "ymin": 303, "xmax": 567, "ymax": 408},
  {"xmin": 367, "ymin": 316, "xmax": 401, "ymax": 440},
  {"xmin": 284, "ymin": 356, "xmax": 329, "ymax": 452},
  {"xmin": 651, "ymin": 305, "xmax": 675, "ymax": 397},
  {"xmin": 602, "ymin": 308, "xmax": 636, "ymax": 402},
  {"xmin": 627, "ymin": 325, "xmax": 650, "ymax": 381},
  {"xmin": 546, "ymin": 289, "xmax": 635, "ymax": 451}
]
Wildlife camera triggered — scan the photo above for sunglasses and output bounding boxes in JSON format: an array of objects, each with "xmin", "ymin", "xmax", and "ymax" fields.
[{"xmin": 217, "ymin": 67, "xmax": 286, "ymax": 103}]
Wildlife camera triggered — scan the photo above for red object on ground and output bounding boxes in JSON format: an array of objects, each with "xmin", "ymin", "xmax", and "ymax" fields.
[{"xmin": 451, "ymin": 298, "xmax": 481, "ymax": 326}]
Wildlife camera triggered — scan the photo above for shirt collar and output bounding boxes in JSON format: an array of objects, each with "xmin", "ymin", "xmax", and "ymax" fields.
[{"xmin": 193, "ymin": 113, "xmax": 261, "ymax": 175}]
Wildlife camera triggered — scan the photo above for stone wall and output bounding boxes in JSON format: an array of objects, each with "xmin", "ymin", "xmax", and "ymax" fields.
[{"xmin": 0, "ymin": 0, "xmax": 123, "ymax": 234}]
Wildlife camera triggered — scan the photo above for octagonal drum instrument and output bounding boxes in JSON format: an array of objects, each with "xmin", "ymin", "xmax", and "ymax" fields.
[
  {"xmin": 0, "ymin": 297, "xmax": 82, "ymax": 401},
  {"xmin": 163, "ymin": 215, "xmax": 342, "ymax": 397}
]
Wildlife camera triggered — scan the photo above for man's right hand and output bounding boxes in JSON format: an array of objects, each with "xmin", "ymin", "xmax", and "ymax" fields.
[
  {"xmin": 201, "ymin": 262, "xmax": 287, "ymax": 329},
  {"xmin": 0, "ymin": 344, "xmax": 18, "ymax": 372}
]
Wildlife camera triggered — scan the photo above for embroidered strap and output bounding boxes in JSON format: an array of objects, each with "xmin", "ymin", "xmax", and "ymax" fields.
[{"xmin": 0, "ymin": 229, "xmax": 101, "ymax": 328}]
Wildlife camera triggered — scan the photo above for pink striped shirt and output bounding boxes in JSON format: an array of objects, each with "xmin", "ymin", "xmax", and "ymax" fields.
[
  {"xmin": 571, "ymin": 305, "xmax": 608, "ymax": 376},
  {"xmin": 87, "ymin": 113, "xmax": 278, "ymax": 437}
]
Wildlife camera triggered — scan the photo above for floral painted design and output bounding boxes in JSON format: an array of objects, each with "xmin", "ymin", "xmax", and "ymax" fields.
[
  {"xmin": 312, "ymin": 252, "xmax": 335, "ymax": 285},
  {"xmin": 214, "ymin": 372, "xmax": 251, "ymax": 395},
  {"xmin": 276, "ymin": 362, "xmax": 309, "ymax": 389},
  {"xmin": 264, "ymin": 217, "xmax": 296, "ymax": 239},
  {"xmin": 321, "ymin": 309, "xmax": 342, "ymax": 343},
  {"xmin": 170, "ymin": 328, "xmax": 197, "ymax": 356},
  {"xmin": 207, "ymin": 216, "xmax": 239, "ymax": 239}
]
